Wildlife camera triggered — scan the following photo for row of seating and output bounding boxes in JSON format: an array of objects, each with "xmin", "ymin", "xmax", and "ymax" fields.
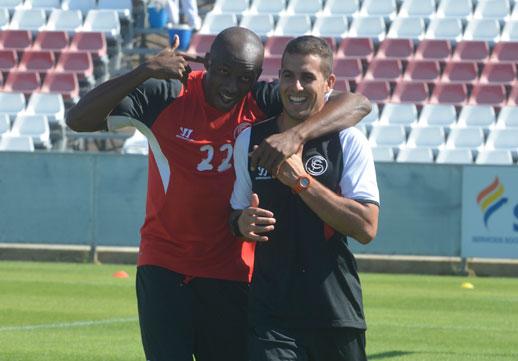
[
  {"xmin": 0, "ymin": 0, "xmax": 131, "ymax": 15},
  {"xmin": 0, "ymin": 8, "xmax": 121, "ymax": 37},
  {"xmin": 0, "ymin": 91, "xmax": 65, "ymax": 124},
  {"xmin": 0, "ymin": 70, "xmax": 79, "ymax": 99},
  {"xmin": 0, "ymin": 113, "xmax": 51, "ymax": 148}
]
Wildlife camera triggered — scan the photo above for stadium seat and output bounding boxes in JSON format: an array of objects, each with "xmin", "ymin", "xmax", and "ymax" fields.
[
  {"xmin": 473, "ymin": 0, "xmax": 509, "ymax": 20},
  {"xmin": 446, "ymin": 127, "xmax": 485, "ymax": 150},
  {"xmin": 371, "ymin": 146, "xmax": 395, "ymax": 162},
  {"xmin": 347, "ymin": 16, "xmax": 386, "ymax": 42},
  {"xmin": 356, "ymin": 80, "xmax": 391, "ymax": 103},
  {"xmin": 62, "ymin": 0, "xmax": 96, "ymax": 14},
  {"xmin": 406, "ymin": 126, "xmax": 445, "ymax": 149},
  {"xmin": 187, "ymin": 34, "xmax": 216, "ymax": 56},
  {"xmin": 312, "ymin": 15, "xmax": 348, "ymax": 38},
  {"xmin": 469, "ymin": 84, "xmax": 506, "ymax": 106},
  {"xmin": 456, "ymin": 104, "xmax": 496, "ymax": 129},
  {"xmin": 490, "ymin": 42, "xmax": 518, "ymax": 63},
  {"xmin": 495, "ymin": 106, "xmax": 518, "ymax": 128},
  {"xmin": 32, "ymin": 31, "xmax": 68, "ymax": 63},
  {"xmin": 26, "ymin": 0, "xmax": 61, "ymax": 14},
  {"xmin": 333, "ymin": 79, "xmax": 351, "ymax": 92},
  {"xmin": 403, "ymin": 60, "xmax": 441, "ymax": 83},
  {"xmin": 0, "ymin": 30, "xmax": 32, "ymax": 51},
  {"xmin": 418, "ymin": 104, "xmax": 457, "ymax": 128},
  {"xmin": 40, "ymin": 71, "xmax": 79, "ymax": 100},
  {"xmin": 368, "ymin": 124, "xmax": 407, "ymax": 148},
  {"xmin": 284, "ymin": 0, "xmax": 323, "ymax": 16},
  {"xmin": 399, "ymin": 0, "xmax": 435, "ymax": 18},
  {"xmin": 239, "ymin": 14, "xmax": 275, "ymax": 38},
  {"xmin": 436, "ymin": 0, "xmax": 473, "ymax": 20},
  {"xmin": 9, "ymin": 9, "xmax": 46, "ymax": 31},
  {"xmin": 264, "ymin": 36, "xmax": 294, "ymax": 58},
  {"xmin": 396, "ymin": 147, "xmax": 434, "ymax": 163},
  {"xmin": 463, "ymin": 19, "xmax": 501, "ymax": 42},
  {"xmin": 501, "ymin": 20, "xmax": 518, "ymax": 41},
  {"xmin": 476, "ymin": 149, "xmax": 513, "ymax": 164},
  {"xmin": 485, "ymin": 128, "xmax": 518, "ymax": 151},
  {"xmin": 429, "ymin": 83, "xmax": 468, "ymax": 105},
  {"xmin": 321, "ymin": 0, "xmax": 359, "ymax": 18},
  {"xmin": 391, "ymin": 81, "xmax": 429, "ymax": 104},
  {"xmin": 246, "ymin": 0, "xmax": 286, "ymax": 16},
  {"xmin": 45, "ymin": 9, "xmax": 83, "ymax": 33},
  {"xmin": 81, "ymin": 10, "xmax": 121, "ymax": 38},
  {"xmin": 0, "ymin": 134, "xmax": 35, "ymax": 151},
  {"xmin": 364, "ymin": 59, "xmax": 402, "ymax": 82},
  {"xmin": 425, "ymin": 18, "xmax": 463, "ymax": 41},
  {"xmin": 273, "ymin": 14, "xmax": 312, "ymax": 36},
  {"xmin": 333, "ymin": 58, "xmax": 363, "ymax": 85},
  {"xmin": 377, "ymin": 38, "xmax": 414, "ymax": 60},
  {"xmin": 336, "ymin": 37, "xmax": 374, "ymax": 61},
  {"xmin": 69, "ymin": 31, "xmax": 106, "ymax": 58},
  {"xmin": 379, "ymin": 103, "xmax": 418, "ymax": 127},
  {"xmin": 479, "ymin": 63, "xmax": 516, "ymax": 85},
  {"xmin": 359, "ymin": 102, "xmax": 379, "ymax": 126},
  {"xmin": 0, "ymin": 8, "xmax": 10, "ymax": 30},
  {"xmin": 122, "ymin": 129, "xmax": 148, "ymax": 155},
  {"xmin": 436, "ymin": 149, "xmax": 473, "ymax": 164},
  {"xmin": 260, "ymin": 57, "xmax": 282, "ymax": 78},
  {"xmin": 0, "ymin": 49, "xmax": 17, "ymax": 72},
  {"xmin": 360, "ymin": 0, "xmax": 397, "ymax": 20},
  {"xmin": 452, "ymin": 41, "xmax": 489, "ymax": 63},
  {"xmin": 442, "ymin": 61, "xmax": 478, "ymax": 84},
  {"xmin": 3, "ymin": 71, "xmax": 41, "ymax": 94},
  {"xmin": 0, "ymin": 113, "xmax": 9, "ymax": 136},
  {"xmin": 25, "ymin": 92, "xmax": 65, "ymax": 125},
  {"xmin": 97, "ymin": 0, "xmax": 132, "ymax": 20},
  {"xmin": 0, "ymin": 92, "xmax": 25, "ymax": 119},
  {"xmin": 10, "ymin": 114, "xmax": 50, "ymax": 148},
  {"xmin": 386, "ymin": 17, "xmax": 425, "ymax": 39},
  {"xmin": 0, "ymin": 0, "xmax": 23, "ymax": 11},
  {"xmin": 18, "ymin": 50, "xmax": 55, "ymax": 73},
  {"xmin": 414, "ymin": 39, "xmax": 451, "ymax": 62},
  {"xmin": 55, "ymin": 50, "xmax": 93, "ymax": 80}
]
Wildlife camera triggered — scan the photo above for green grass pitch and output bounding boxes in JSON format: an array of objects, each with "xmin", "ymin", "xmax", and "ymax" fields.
[{"xmin": 0, "ymin": 261, "xmax": 517, "ymax": 361}]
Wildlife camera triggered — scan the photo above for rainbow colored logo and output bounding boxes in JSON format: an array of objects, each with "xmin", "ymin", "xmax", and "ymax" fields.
[{"xmin": 477, "ymin": 177, "xmax": 509, "ymax": 228}]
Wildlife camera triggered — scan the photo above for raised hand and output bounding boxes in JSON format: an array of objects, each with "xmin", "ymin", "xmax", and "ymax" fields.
[
  {"xmin": 238, "ymin": 193, "xmax": 276, "ymax": 242},
  {"xmin": 144, "ymin": 35, "xmax": 191, "ymax": 80}
]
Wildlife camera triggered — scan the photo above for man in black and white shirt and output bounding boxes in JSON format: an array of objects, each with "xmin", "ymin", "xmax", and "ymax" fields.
[{"xmin": 230, "ymin": 36, "xmax": 380, "ymax": 361}]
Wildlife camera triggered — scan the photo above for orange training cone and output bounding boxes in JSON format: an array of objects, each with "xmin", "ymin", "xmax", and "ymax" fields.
[{"xmin": 112, "ymin": 270, "xmax": 129, "ymax": 278}]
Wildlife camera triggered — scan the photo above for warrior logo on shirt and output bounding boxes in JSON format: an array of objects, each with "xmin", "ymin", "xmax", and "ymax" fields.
[
  {"xmin": 255, "ymin": 166, "xmax": 272, "ymax": 180},
  {"xmin": 305, "ymin": 155, "xmax": 328, "ymax": 176},
  {"xmin": 177, "ymin": 127, "xmax": 194, "ymax": 141}
]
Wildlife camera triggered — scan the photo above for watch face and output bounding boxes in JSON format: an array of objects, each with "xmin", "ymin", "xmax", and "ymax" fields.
[{"xmin": 299, "ymin": 177, "xmax": 310, "ymax": 188}]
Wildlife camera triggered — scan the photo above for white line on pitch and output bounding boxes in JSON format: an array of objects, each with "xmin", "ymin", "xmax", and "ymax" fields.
[{"xmin": 0, "ymin": 317, "xmax": 138, "ymax": 332}]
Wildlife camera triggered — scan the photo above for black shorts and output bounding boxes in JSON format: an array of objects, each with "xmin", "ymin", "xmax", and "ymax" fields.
[
  {"xmin": 136, "ymin": 265, "xmax": 249, "ymax": 361},
  {"xmin": 248, "ymin": 325, "xmax": 367, "ymax": 361}
]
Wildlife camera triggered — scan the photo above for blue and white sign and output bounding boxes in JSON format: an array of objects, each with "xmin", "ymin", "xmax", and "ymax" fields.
[{"xmin": 462, "ymin": 166, "xmax": 518, "ymax": 259}]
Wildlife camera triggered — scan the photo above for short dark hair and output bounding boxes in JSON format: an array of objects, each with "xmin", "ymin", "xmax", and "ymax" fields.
[{"xmin": 282, "ymin": 36, "xmax": 333, "ymax": 77}]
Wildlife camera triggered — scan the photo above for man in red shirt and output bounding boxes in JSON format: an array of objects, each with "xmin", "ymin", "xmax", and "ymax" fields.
[{"xmin": 67, "ymin": 27, "xmax": 370, "ymax": 361}]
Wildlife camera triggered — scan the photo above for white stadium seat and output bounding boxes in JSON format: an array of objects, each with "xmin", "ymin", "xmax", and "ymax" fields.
[
  {"xmin": 82, "ymin": 9, "xmax": 121, "ymax": 38},
  {"xmin": 406, "ymin": 126, "xmax": 445, "ymax": 148},
  {"xmin": 239, "ymin": 14, "xmax": 275, "ymax": 37},
  {"xmin": 473, "ymin": 0, "xmax": 509, "ymax": 20},
  {"xmin": 379, "ymin": 103, "xmax": 418, "ymax": 127},
  {"xmin": 321, "ymin": 0, "xmax": 359, "ymax": 17},
  {"xmin": 425, "ymin": 18, "xmax": 463, "ymax": 41},
  {"xmin": 25, "ymin": 93, "xmax": 65, "ymax": 126},
  {"xmin": 97, "ymin": 0, "xmax": 132, "ymax": 20},
  {"xmin": 369, "ymin": 124, "xmax": 407, "ymax": 147},
  {"xmin": 312, "ymin": 15, "xmax": 348, "ymax": 38},
  {"xmin": 348, "ymin": 16, "xmax": 386, "ymax": 42},
  {"xmin": 418, "ymin": 104, "xmax": 457, "ymax": 128},
  {"xmin": 485, "ymin": 129, "xmax": 518, "ymax": 150},
  {"xmin": 0, "ymin": 8, "xmax": 10, "ymax": 30},
  {"xmin": 436, "ymin": 0, "xmax": 473, "ymax": 20},
  {"xmin": 45, "ymin": 9, "xmax": 83, "ymax": 33},
  {"xmin": 399, "ymin": 0, "xmax": 435, "ymax": 18},
  {"xmin": 11, "ymin": 114, "xmax": 50, "ymax": 148},
  {"xmin": 476, "ymin": 149, "xmax": 513, "ymax": 164},
  {"xmin": 463, "ymin": 19, "xmax": 501, "ymax": 42},
  {"xmin": 456, "ymin": 105, "xmax": 495, "ymax": 129},
  {"xmin": 436, "ymin": 149, "xmax": 473, "ymax": 164},
  {"xmin": 199, "ymin": 13, "xmax": 237, "ymax": 34},
  {"xmin": 359, "ymin": 103, "xmax": 380, "ymax": 126},
  {"xmin": 246, "ymin": 0, "xmax": 286, "ymax": 16},
  {"xmin": 501, "ymin": 20, "xmax": 518, "ymax": 41},
  {"xmin": 496, "ymin": 106, "xmax": 518, "ymax": 128},
  {"xmin": 0, "ymin": 113, "xmax": 10, "ymax": 136},
  {"xmin": 123, "ymin": 130, "xmax": 148, "ymax": 155},
  {"xmin": 9, "ymin": 8, "xmax": 46, "ymax": 31},
  {"xmin": 273, "ymin": 14, "xmax": 312, "ymax": 36},
  {"xmin": 360, "ymin": 0, "xmax": 397, "ymax": 20},
  {"xmin": 285, "ymin": 0, "xmax": 323, "ymax": 16},
  {"xmin": 371, "ymin": 146, "xmax": 395, "ymax": 162},
  {"xmin": 397, "ymin": 147, "xmax": 434, "ymax": 163},
  {"xmin": 211, "ymin": 0, "xmax": 249, "ymax": 14},
  {"xmin": 445, "ymin": 128, "xmax": 485, "ymax": 150},
  {"xmin": 0, "ymin": 135, "xmax": 35, "ymax": 152},
  {"xmin": 62, "ymin": 0, "xmax": 96, "ymax": 14},
  {"xmin": 0, "ymin": 92, "xmax": 26, "ymax": 120},
  {"xmin": 387, "ymin": 17, "xmax": 426, "ymax": 39},
  {"xmin": 25, "ymin": 0, "xmax": 61, "ymax": 13},
  {"xmin": 0, "ymin": 0, "xmax": 23, "ymax": 11}
]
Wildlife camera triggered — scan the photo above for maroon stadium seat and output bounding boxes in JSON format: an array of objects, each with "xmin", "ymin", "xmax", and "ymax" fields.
[
  {"xmin": 490, "ymin": 42, "xmax": 518, "ymax": 63},
  {"xmin": 33, "ymin": 31, "xmax": 69, "ymax": 55},
  {"xmin": 0, "ymin": 30, "xmax": 32, "ymax": 52},
  {"xmin": 356, "ymin": 80, "xmax": 391, "ymax": 103},
  {"xmin": 261, "ymin": 57, "xmax": 282, "ymax": 78},
  {"xmin": 414, "ymin": 39, "xmax": 451, "ymax": 62},
  {"xmin": 333, "ymin": 58, "xmax": 363, "ymax": 85},
  {"xmin": 0, "ymin": 49, "xmax": 18, "ymax": 72},
  {"xmin": 69, "ymin": 32, "xmax": 107, "ymax": 58},
  {"xmin": 392, "ymin": 80, "xmax": 429, "ymax": 104},
  {"xmin": 469, "ymin": 83, "xmax": 506, "ymax": 106},
  {"xmin": 377, "ymin": 38, "xmax": 414, "ymax": 60},
  {"xmin": 3, "ymin": 71, "xmax": 41, "ymax": 94},
  {"xmin": 264, "ymin": 36, "xmax": 294, "ymax": 58},
  {"xmin": 333, "ymin": 79, "xmax": 350, "ymax": 92},
  {"xmin": 403, "ymin": 59, "xmax": 440, "ymax": 83},
  {"xmin": 429, "ymin": 82, "xmax": 468, "ymax": 105},
  {"xmin": 186, "ymin": 34, "xmax": 217, "ymax": 56},
  {"xmin": 41, "ymin": 71, "xmax": 79, "ymax": 100},
  {"xmin": 364, "ymin": 59, "xmax": 403, "ymax": 82},
  {"xmin": 452, "ymin": 41, "xmax": 489, "ymax": 63},
  {"xmin": 336, "ymin": 37, "xmax": 374, "ymax": 61},
  {"xmin": 442, "ymin": 61, "xmax": 478, "ymax": 84},
  {"xmin": 55, "ymin": 51, "xmax": 94, "ymax": 79},
  {"xmin": 18, "ymin": 50, "xmax": 55, "ymax": 73},
  {"xmin": 480, "ymin": 63, "xmax": 516, "ymax": 84}
]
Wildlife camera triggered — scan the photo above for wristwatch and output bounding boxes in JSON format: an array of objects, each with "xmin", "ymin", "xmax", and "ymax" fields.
[{"xmin": 293, "ymin": 175, "xmax": 311, "ymax": 193}]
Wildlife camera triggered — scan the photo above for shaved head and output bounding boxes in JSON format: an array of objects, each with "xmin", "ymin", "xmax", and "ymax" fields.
[{"xmin": 209, "ymin": 27, "xmax": 264, "ymax": 71}]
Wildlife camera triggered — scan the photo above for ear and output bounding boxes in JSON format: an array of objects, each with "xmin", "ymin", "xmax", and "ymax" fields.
[{"xmin": 326, "ymin": 73, "xmax": 336, "ymax": 92}]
